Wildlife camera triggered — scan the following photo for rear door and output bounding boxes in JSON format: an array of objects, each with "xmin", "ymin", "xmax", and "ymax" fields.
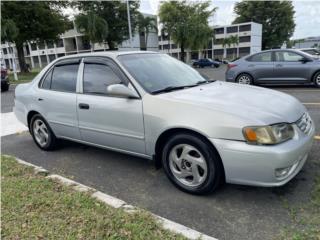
[
  {"xmin": 76, "ymin": 57, "xmax": 146, "ymax": 154},
  {"xmin": 37, "ymin": 58, "xmax": 81, "ymax": 139},
  {"xmin": 246, "ymin": 51, "xmax": 274, "ymax": 83},
  {"xmin": 273, "ymin": 51, "xmax": 310, "ymax": 83}
]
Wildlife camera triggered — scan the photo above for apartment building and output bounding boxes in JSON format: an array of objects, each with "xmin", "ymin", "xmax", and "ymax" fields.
[
  {"xmin": 158, "ymin": 22, "xmax": 262, "ymax": 62},
  {"xmin": 0, "ymin": 14, "xmax": 158, "ymax": 71}
]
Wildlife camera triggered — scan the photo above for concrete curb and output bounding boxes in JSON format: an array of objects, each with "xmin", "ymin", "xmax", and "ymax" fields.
[{"xmin": 7, "ymin": 155, "xmax": 218, "ymax": 240}]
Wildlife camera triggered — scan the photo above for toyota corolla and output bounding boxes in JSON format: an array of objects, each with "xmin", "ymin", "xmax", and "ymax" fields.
[{"xmin": 14, "ymin": 52, "xmax": 315, "ymax": 194}]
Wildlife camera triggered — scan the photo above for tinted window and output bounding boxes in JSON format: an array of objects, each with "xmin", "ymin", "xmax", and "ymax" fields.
[
  {"xmin": 249, "ymin": 52, "xmax": 272, "ymax": 62},
  {"xmin": 275, "ymin": 51, "xmax": 303, "ymax": 61},
  {"xmin": 239, "ymin": 24, "xmax": 251, "ymax": 32},
  {"xmin": 227, "ymin": 26, "xmax": 238, "ymax": 33},
  {"xmin": 41, "ymin": 69, "xmax": 53, "ymax": 89},
  {"xmin": 83, "ymin": 64, "xmax": 122, "ymax": 94},
  {"xmin": 51, "ymin": 64, "xmax": 79, "ymax": 92}
]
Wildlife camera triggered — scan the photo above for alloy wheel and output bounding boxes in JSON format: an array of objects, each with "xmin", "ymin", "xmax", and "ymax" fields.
[
  {"xmin": 238, "ymin": 75, "xmax": 251, "ymax": 84},
  {"xmin": 168, "ymin": 144, "xmax": 208, "ymax": 187},
  {"xmin": 316, "ymin": 74, "xmax": 320, "ymax": 86},
  {"xmin": 33, "ymin": 119, "xmax": 49, "ymax": 147}
]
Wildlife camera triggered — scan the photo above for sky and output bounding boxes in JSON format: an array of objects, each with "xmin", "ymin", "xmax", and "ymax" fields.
[{"xmin": 139, "ymin": 0, "xmax": 320, "ymax": 39}]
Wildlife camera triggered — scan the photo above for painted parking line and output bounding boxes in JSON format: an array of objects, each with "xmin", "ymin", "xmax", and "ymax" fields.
[
  {"xmin": 302, "ymin": 103, "xmax": 320, "ymax": 106},
  {"xmin": 314, "ymin": 136, "xmax": 320, "ymax": 140}
]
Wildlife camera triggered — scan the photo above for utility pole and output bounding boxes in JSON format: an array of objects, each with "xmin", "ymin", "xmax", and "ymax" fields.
[{"xmin": 127, "ymin": 0, "xmax": 133, "ymax": 48}]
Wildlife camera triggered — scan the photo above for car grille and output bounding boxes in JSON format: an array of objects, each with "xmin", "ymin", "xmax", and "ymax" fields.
[{"xmin": 296, "ymin": 112, "xmax": 313, "ymax": 135}]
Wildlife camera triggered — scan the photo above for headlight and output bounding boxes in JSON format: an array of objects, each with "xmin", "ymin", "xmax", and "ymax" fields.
[{"xmin": 243, "ymin": 123, "xmax": 294, "ymax": 145}]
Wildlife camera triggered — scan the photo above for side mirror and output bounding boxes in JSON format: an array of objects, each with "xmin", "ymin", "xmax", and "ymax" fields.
[
  {"xmin": 299, "ymin": 57, "xmax": 311, "ymax": 63},
  {"xmin": 106, "ymin": 84, "xmax": 139, "ymax": 99}
]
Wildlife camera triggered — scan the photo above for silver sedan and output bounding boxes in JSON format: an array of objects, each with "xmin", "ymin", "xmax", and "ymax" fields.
[{"xmin": 14, "ymin": 52, "xmax": 315, "ymax": 194}]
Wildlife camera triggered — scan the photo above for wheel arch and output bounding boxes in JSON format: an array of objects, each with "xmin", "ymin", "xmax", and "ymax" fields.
[
  {"xmin": 154, "ymin": 128, "xmax": 226, "ymax": 181},
  {"xmin": 27, "ymin": 110, "xmax": 40, "ymax": 128}
]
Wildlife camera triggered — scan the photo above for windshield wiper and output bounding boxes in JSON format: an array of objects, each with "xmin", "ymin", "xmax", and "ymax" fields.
[
  {"xmin": 151, "ymin": 84, "xmax": 197, "ymax": 94},
  {"xmin": 196, "ymin": 79, "xmax": 216, "ymax": 85}
]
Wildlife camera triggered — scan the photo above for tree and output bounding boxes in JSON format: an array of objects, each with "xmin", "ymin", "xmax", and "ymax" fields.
[
  {"xmin": 233, "ymin": 1, "xmax": 295, "ymax": 50},
  {"xmin": 1, "ymin": 1, "xmax": 70, "ymax": 72},
  {"xmin": 222, "ymin": 37, "xmax": 231, "ymax": 59},
  {"xmin": 229, "ymin": 35, "xmax": 239, "ymax": 59},
  {"xmin": 159, "ymin": 1, "xmax": 215, "ymax": 62},
  {"xmin": 75, "ymin": 10, "xmax": 108, "ymax": 51},
  {"xmin": 74, "ymin": 1, "xmax": 140, "ymax": 50},
  {"xmin": 137, "ymin": 14, "xmax": 157, "ymax": 50}
]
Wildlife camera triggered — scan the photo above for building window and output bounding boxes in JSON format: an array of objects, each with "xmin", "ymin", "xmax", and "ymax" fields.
[
  {"xmin": 239, "ymin": 36, "xmax": 251, "ymax": 43},
  {"xmin": 56, "ymin": 39, "xmax": 64, "ymax": 48},
  {"xmin": 214, "ymin": 38, "xmax": 224, "ymax": 45},
  {"xmin": 57, "ymin": 53, "xmax": 65, "ymax": 58},
  {"xmin": 207, "ymin": 40, "xmax": 212, "ymax": 49},
  {"xmin": 31, "ymin": 43, "xmax": 37, "ymax": 51},
  {"xmin": 49, "ymin": 54, "xmax": 56, "ymax": 62},
  {"xmin": 227, "ymin": 26, "xmax": 238, "ymax": 33},
  {"xmin": 226, "ymin": 48, "xmax": 237, "ymax": 55},
  {"xmin": 239, "ymin": 24, "xmax": 251, "ymax": 32},
  {"xmin": 38, "ymin": 42, "xmax": 45, "ymax": 50},
  {"xmin": 214, "ymin": 28, "xmax": 224, "ymax": 34},
  {"xmin": 214, "ymin": 49, "xmax": 224, "ymax": 55},
  {"xmin": 158, "ymin": 45, "xmax": 162, "ymax": 50},
  {"xmin": 163, "ymin": 44, "xmax": 170, "ymax": 50},
  {"xmin": 47, "ymin": 40, "xmax": 54, "ymax": 49},
  {"xmin": 3, "ymin": 48, "xmax": 7, "ymax": 54},
  {"xmin": 171, "ymin": 44, "xmax": 177, "ymax": 49},
  {"xmin": 239, "ymin": 47, "xmax": 250, "ymax": 54},
  {"xmin": 158, "ymin": 36, "xmax": 162, "ymax": 41}
]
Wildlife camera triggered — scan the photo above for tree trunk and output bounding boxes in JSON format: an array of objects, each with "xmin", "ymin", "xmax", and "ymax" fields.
[
  {"xmin": 180, "ymin": 42, "xmax": 185, "ymax": 62},
  {"xmin": 145, "ymin": 31, "xmax": 149, "ymax": 51},
  {"xmin": 16, "ymin": 43, "xmax": 29, "ymax": 73}
]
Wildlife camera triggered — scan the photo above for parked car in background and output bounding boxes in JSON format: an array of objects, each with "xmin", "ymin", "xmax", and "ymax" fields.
[
  {"xmin": 226, "ymin": 49, "xmax": 320, "ymax": 87},
  {"xmin": 299, "ymin": 48, "xmax": 320, "ymax": 59},
  {"xmin": 14, "ymin": 52, "xmax": 314, "ymax": 195},
  {"xmin": 193, "ymin": 58, "xmax": 220, "ymax": 68},
  {"xmin": 1, "ymin": 63, "xmax": 10, "ymax": 92}
]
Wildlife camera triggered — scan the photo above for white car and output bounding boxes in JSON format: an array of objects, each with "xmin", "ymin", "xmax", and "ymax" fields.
[
  {"xmin": 14, "ymin": 52, "xmax": 315, "ymax": 194},
  {"xmin": 300, "ymin": 48, "xmax": 320, "ymax": 59}
]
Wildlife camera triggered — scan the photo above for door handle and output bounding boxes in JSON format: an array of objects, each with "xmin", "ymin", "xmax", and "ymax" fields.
[
  {"xmin": 276, "ymin": 64, "xmax": 283, "ymax": 67},
  {"xmin": 79, "ymin": 103, "xmax": 89, "ymax": 110},
  {"xmin": 38, "ymin": 98, "xmax": 43, "ymax": 101}
]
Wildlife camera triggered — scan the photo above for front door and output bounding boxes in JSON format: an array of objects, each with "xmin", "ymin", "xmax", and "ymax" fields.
[
  {"xmin": 77, "ymin": 57, "xmax": 145, "ymax": 154},
  {"xmin": 246, "ymin": 51, "xmax": 274, "ymax": 83},
  {"xmin": 273, "ymin": 51, "xmax": 310, "ymax": 83}
]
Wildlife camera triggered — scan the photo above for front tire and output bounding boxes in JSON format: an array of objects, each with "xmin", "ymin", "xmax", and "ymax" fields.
[
  {"xmin": 314, "ymin": 71, "xmax": 320, "ymax": 88},
  {"xmin": 30, "ymin": 114, "xmax": 57, "ymax": 150},
  {"xmin": 162, "ymin": 133, "xmax": 224, "ymax": 195},
  {"xmin": 236, "ymin": 73, "xmax": 253, "ymax": 85}
]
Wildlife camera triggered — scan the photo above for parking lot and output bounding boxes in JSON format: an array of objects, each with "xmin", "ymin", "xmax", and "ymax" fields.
[{"xmin": 1, "ymin": 67, "xmax": 320, "ymax": 240}]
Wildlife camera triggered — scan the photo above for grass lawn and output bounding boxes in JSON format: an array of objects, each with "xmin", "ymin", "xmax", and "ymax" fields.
[
  {"xmin": 1, "ymin": 155, "xmax": 186, "ymax": 240},
  {"xmin": 9, "ymin": 69, "xmax": 40, "ymax": 84},
  {"xmin": 278, "ymin": 174, "xmax": 320, "ymax": 240}
]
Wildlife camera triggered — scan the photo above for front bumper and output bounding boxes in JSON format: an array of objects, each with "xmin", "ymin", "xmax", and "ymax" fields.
[{"xmin": 210, "ymin": 124, "xmax": 315, "ymax": 187}]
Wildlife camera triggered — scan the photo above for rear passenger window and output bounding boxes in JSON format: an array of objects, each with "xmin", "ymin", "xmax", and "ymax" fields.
[
  {"xmin": 41, "ymin": 69, "xmax": 52, "ymax": 89},
  {"xmin": 248, "ymin": 52, "xmax": 272, "ymax": 62},
  {"xmin": 83, "ymin": 64, "xmax": 122, "ymax": 94},
  {"xmin": 51, "ymin": 64, "xmax": 79, "ymax": 92}
]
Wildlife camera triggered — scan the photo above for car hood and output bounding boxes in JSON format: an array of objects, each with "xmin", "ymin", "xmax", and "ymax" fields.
[{"xmin": 159, "ymin": 81, "xmax": 305, "ymax": 125}]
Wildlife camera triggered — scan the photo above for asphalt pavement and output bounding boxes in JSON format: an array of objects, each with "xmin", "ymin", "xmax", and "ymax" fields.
[{"xmin": 1, "ymin": 69, "xmax": 320, "ymax": 240}]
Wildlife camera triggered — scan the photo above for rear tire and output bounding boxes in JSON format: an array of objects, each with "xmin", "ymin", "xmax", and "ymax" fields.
[
  {"xmin": 313, "ymin": 71, "xmax": 320, "ymax": 88},
  {"xmin": 30, "ymin": 114, "xmax": 58, "ymax": 150},
  {"xmin": 236, "ymin": 73, "xmax": 253, "ymax": 85},
  {"xmin": 162, "ymin": 133, "xmax": 224, "ymax": 195}
]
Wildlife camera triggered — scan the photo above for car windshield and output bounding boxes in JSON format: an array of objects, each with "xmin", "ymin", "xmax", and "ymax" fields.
[
  {"xmin": 118, "ymin": 53, "xmax": 207, "ymax": 93},
  {"xmin": 303, "ymin": 49, "xmax": 320, "ymax": 55}
]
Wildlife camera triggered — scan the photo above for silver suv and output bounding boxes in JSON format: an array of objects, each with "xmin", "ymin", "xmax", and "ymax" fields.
[{"xmin": 226, "ymin": 49, "xmax": 320, "ymax": 87}]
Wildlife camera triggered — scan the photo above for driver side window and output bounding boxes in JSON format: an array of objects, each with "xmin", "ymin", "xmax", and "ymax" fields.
[
  {"xmin": 83, "ymin": 63, "xmax": 122, "ymax": 95},
  {"xmin": 275, "ymin": 51, "xmax": 304, "ymax": 62}
]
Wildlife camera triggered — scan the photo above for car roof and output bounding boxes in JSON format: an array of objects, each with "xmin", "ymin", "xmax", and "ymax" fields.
[{"xmin": 55, "ymin": 51, "xmax": 158, "ymax": 61}]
